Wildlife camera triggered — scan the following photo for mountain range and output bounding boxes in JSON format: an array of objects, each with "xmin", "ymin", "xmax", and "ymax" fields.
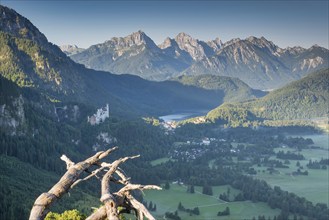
[
  {"xmin": 69, "ymin": 31, "xmax": 328, "ymax": 90},
  {"xmin": 0, "ymin": 5, "xmax": 265, "ymax": 120}
]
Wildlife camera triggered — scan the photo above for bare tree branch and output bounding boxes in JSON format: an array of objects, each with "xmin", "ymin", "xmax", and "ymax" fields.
[
  {"xmin": 29, "ymin": 147, "xmax": 118, "ymax": 220},
  {"xmin": 60, "ymin": 155, "xmax": 75, "ymax": 169},
  {"xmin": 71, "ymin": 165, "xmax": 107, "ymax": 189},
  {"xmin": 86, "ymin": 206, "xmax": 107, "ymax": 220},
  {"xmin": 100, "ymin": 155, "xmax": 140, "ymax": 220},
  {"xmin": 118, "ymin": 184, "xmax": 162, "ymax": 195},
  {"xmin": 126, "ymin": 194, "xmax": 156, "ymax": 220},
  {"xmin": 30, "ymin": 148, "xmax": 160, "ymax": 220}
]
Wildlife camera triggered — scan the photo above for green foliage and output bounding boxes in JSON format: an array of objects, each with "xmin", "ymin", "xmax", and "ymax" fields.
[
  {"xmin": 187, "ymin": 185, "xmax": 195, "ymax": 193},
  {"xmin": 249, "ymin": 68, "xmax": 329, "ymax": 120},
  {"xmin": 165, "ymin": 211, "xmax": 181, "ymax": 220},
  {"xmin": 143, "ymin": 117, "xmax": 161, "ymax": 126},
  {"xmin": 217, "ymin": 207, "xmax": 230, "ymax": 216},
  {"xmin": 173, "ymin": 74, "xmax": 266, "ymax": 102},
  {"xmin": 206, "ymin": 103, "xmax": 259, "ymax": 127},
  {"xmin": 45, "ymin": 209, "xmax": 86, "ymax": 220},
  {"xmin": 0, "ymin": 74, "xmax": 20, "ymax": 104},
  {"xmin": 202, "ymin": 184, "xmax": 213, "ymax": 196},
  {"xmin": 0, "ymin": 31, "xmax": 62, "ymax": 88},
  {"xmin": 201, "ymin": 68, "xmax": 329, "ymax": 127},
  {"xmin": 0, "ymin": 155, "xmax": 100, "ymax": 220},
  {"xmin": 164, "ymin": 181, "xmax": 170, "ymax": 190}
]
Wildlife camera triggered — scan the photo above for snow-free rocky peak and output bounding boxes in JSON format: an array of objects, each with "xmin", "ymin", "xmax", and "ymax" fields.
[
  {"xmin": 69, "ymin": 29, "xmax": 328, "ymax": 90},
  {"xmin": 104, "ymin": 30, "xmax": 158, "ymax": 51},
  {"xmin": 207, "ymin": 37, "xmax": 223, "ymax": 53},
  {"xmin": 174, "ymin": 32, "xmax": 216, "ymax": 60},
  {"xmin": 60, "ymin": 45, "xmax": 85, "ymax": 56}
]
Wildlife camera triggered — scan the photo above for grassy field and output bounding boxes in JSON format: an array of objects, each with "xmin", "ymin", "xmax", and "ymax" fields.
[
  {"xmin": 254, "ymin": 134, "xmax": 329, "ymax": 205},
  {"xmin": 144, "ymin": 183, "xmax": 280, "ymax": 220}
]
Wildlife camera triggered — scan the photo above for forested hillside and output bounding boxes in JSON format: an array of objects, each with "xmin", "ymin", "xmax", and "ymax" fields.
[
  {"xmin": 172, "ymin": 74, "xmax": 266, "ymax": 102},
  {"xmin": 250, "ymin": 68, "xmax": 329, "ymax": 120},
  {"xmin": 205, "ymin": 68, "xmax": 329, "ymax": 126}
]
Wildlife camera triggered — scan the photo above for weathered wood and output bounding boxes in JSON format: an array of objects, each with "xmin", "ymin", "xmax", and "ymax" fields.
[
  {"xmin": 29, "ymin": 147, "xmax": 118, "ymax": 220},
  {"xmin": 86, "ymin": 206, "xmax": 107, "ymax": 220},
  {"xmin": 100, "ymin": 155, "xmax": 139, "ymax": 220},
  {"xmin": 60, "ymin": 155, "xmax": 75, "ymax": 169},
  {"xmin": 30, "ymin": 147, "xmax": 160, "ymax": 220},
  {"xmin": 126, "ymin": 194, "xmax": 155, "ymax": 220}
]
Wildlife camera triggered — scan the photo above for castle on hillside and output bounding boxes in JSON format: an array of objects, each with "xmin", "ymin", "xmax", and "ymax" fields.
[{"xmin": 87, "ymin": 104, "xmax": 109, "ymax": 125}]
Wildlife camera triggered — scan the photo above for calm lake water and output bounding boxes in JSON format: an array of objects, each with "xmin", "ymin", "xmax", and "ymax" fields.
[{"xmin": 159, "ymin": 110, "xmax": 208, "ymax": 122}]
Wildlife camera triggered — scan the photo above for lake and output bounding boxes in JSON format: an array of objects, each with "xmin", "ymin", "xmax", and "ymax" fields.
[{"xmin": 159, "ymin": 110, "xmax": 208, "ymax": 122}]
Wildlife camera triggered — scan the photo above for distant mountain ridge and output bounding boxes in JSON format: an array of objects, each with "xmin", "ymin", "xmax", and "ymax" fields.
[
  {"xmin": 0, "ymin": 5, "xmax": 262, "ymax": 118},
  {"xmin": 60, "ymin": 45, "xmax": 85, "ymax": 56},
  {"xmin": 185, "ymin": 38, "xmax": 328, "ymax": 90},
  {"xmin": 70, "ymin": 30, "xmax": 188, "ymax": 81},
  {"xmin": 70, "ymin": 31, "xmax": 328, "ymax": 90}
]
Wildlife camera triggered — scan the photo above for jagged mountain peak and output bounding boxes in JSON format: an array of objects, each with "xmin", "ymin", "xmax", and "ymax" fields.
[
  {"xmin": 128, "ymin": 30, "xmax": 151, "ymax": 43},
  {"xmin": 104, "ymin": 30, "xmax": 157, "ymax": 49},
  {"xmin": 222, "ymin": 38, "xmax": 242, "ymax": 47},
  {"xmin": 285, "ymin": 46, "xmax": 305, "ymax": 51},
  {"xmin": 218, "ymin": 36, "xmax": 281, "ymax": 58},
  {"xmin": 158, "ymin": 36, "xmax": 193, "ymax": 64},
  {"xmin": 207, "ymin": 37, "xmax": 223, "ymax": 52},
  {"xmin": 214, "ymin": 37, "xmax": 222, "ymax": 44},
  {"xmin": 176, "ymin": 32, "xmax": 192, "ymax": 38},
  {"xmin": 184, "ymin": 33, "xmax": 328, "ymax": 90},
  {"xmin": 60, "ymin": 44, "xmax": 79, "ymax": 50},
  {"xmin": 158, "ymin": 37, "xmax": 176, "ymax": 49},
  {"xmin": 309, "ymin": 44, "xmax": 328, "ymax": 52},
  {"xmin": 60, "ymin": 44, "xmax": 85, "ymax": 56},
  {"xmin": 175, "ymin": 32, "xmax": 198, "ymax": 45},
  {"xmin": 311, "ymin": 44, "xmax": 321, "ymax": 48},
  {"xmin": 173, "ymin": 32, "xmax": 215, "ymax": 60},
  {"xmin": 244, "ymin": 36, "xmax": 276, "ymax": 47}
]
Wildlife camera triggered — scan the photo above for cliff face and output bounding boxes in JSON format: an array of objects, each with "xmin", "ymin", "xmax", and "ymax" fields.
[{"xmin": 0, "ymin": 95, "xmax": 25, "ymax": 135}]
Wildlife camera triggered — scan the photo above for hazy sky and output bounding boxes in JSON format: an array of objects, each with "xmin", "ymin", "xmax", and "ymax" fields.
[{"xmin": 2, "ymin": 0, "xmax": 328, "ymax": 49}]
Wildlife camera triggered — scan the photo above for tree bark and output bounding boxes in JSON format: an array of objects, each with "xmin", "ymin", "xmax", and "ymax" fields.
[
  {"xmin": 29, "ymin": 147, "xmax": 161, "ymax": 220},
  {"xmin": 29, "ymin": 147, "xmax": 117, "ymax": 220}
]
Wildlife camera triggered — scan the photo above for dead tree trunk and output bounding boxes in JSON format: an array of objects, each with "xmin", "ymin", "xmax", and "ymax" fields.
[{"xmin": 29, "ymin": 147, "xmax": 161, "ymax": 220}]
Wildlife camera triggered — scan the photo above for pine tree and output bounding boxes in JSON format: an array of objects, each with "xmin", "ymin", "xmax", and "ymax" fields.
[
  {"xmin": 148, "ymin": 201, "xmax": 153, "ymax": 211},
  {"xmin": 178, "ymin": 202, "xmax": 184, "ymax": 211},
  {"xmin": 164, "ymin": 181, "xmax": 170, "ymax": 190},
  {"xmin": 187, "ymin": 185, "xmax": 195, "ymax": 193}
]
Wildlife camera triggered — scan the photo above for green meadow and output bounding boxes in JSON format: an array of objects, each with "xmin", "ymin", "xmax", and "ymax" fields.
[
  {"xmin": 254, "ymin": 134, "xmax": 329, "ymax": 205},
  {"xmin": 144, "ymin": 184, "xmax": 280, "ymax": 220}
]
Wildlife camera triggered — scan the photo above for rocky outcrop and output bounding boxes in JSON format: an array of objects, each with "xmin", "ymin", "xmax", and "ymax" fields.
[{"xmin": 0, "ymin": 95, "xmax": 25, "ymax": 135}]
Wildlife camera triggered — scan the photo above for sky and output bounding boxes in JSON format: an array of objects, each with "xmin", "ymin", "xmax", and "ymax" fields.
[{"xmin": 1, "ymin": 0, "xmax": 328, "ymax": 49}]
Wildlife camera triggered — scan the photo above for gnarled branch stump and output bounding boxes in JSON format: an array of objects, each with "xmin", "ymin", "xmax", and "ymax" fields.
[{"xmin": 29, "ymin": 147, "xmax": 161, "ymax": 220}]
